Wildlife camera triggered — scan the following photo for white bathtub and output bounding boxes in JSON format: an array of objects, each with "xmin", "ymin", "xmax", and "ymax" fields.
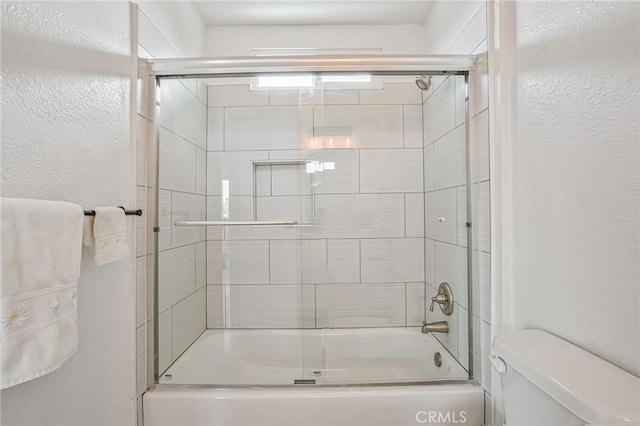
[
  {"xmin": 159, "ymin": 328, "xmax": 468, "ymax": 385},
  {"xmin": 144, "ymin": 328, "xmax": 484, "ymax": 426}
]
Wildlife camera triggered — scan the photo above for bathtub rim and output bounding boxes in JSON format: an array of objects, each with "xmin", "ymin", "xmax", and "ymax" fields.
[{"xmin": 144, "ymin": 382, "xmax": 485, "ymax": 426}]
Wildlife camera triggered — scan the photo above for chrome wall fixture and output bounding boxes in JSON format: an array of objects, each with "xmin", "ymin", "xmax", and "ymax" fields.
[
  {"xmin": 422, "ymin": 321, "xmax": 450, "ymax": 334},
  {"xmin": 415, "ymin": 75, "xmax": 432, "ymax": 91},
  {"xmin": 429, "ymin": 282, "xmax": 455, "ymax": 316},
  {"xmin": 434, "ymin": 352, "xmax": 443, "ymax": 367}
]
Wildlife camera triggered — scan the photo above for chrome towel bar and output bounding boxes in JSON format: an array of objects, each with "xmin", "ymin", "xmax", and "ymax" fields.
[{"xmin": 84, "ymin": 207, "xmax": 142, "ymax": 216}]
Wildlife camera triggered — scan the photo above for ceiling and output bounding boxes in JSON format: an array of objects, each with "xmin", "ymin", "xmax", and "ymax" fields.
[{"xmin": 192, "ymin": 1, "xmax": 435, "ymax": 26}]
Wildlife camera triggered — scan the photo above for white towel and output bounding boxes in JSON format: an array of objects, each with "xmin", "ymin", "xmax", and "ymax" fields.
[
  {"xmin": 92, "ymin": 207, "xmax": 128, "ymax": 266},
  {"xmin": 82, "ymin": 215, "xmax": 95, "ymax": 247},
  {"xmin": 1, "ymin": 198, "xmax": 84, "ymax": 389}
]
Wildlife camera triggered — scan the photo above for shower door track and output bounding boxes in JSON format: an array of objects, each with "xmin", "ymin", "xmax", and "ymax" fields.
[
  {"xmin": 149, "ymin": 54, "xmax": 477, "ymax": 78},
  {"xmin": 153, "ymin": 379, "xmax": 475, "ymax": 391}
]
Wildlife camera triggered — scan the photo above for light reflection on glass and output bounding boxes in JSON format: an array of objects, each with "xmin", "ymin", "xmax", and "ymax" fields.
[
  {"xmin": 306, "ymin": 136, "xmax": 355, "ymax": 149},
  {"xmin": 222, "ymin": 179, "xmax": 229, "ymax": 220},
  {"xmin": 321, "ymin": 74, "xmax": 372, "ymax": 83},
  {"xmin": 256, "ymin": 75, "xmax": 314, "ymax": 89},
  {"xmin": 306, "ymin": 161, "xmax": 336, "ymax": 174}
]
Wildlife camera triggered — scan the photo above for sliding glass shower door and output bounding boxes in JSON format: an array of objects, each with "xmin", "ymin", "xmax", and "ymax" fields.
[
  {"xmin": 155, "ymin": 69, "xmax": 472, "ymax": 386},
  {"xmin": 301, "ymin": 76, "xmax": 446, "ymax": 385},
  {"xmin": 199, "ymin": 77, "xmax": 312, "ymax": 385}
]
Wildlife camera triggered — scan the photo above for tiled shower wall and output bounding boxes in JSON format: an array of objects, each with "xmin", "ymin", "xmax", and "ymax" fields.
[
  {"xmin": 205, "ymin": 82, "xmax": 430, "ymax": 329},
  {"xmin": 422, "ymin": 74, "xmax": 471, "ymax": 371},
  {"xmin": 156, "ymin": 78, "xmax": 208, "ymax": 374},
  {"xmin": 425, "ymin": 2, "xmax": 492, "ymax": 420},
  {"xmin": 135, "ymin": 9, "xmax": 168, "ymax": 415}
]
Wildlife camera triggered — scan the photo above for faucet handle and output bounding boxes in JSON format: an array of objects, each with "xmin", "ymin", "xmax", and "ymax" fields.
[
  {"xmin": 429, "ymin": 294, "xmax": 447, "ymax": 312},
  {"xmin": 429, "ymin": 282, "xmax": 454, "ymax": 316}
]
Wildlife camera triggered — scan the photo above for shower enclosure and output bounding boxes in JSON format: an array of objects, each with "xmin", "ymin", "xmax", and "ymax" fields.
[{"xmin": 150, "ymin": 55, "xmax": 476, "ymax": 389}]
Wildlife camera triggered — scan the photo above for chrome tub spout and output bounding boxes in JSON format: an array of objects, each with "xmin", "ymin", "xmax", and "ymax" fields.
[{"xmin": 421, "ymin": 321, "xmax": 449, "ymax": 334}]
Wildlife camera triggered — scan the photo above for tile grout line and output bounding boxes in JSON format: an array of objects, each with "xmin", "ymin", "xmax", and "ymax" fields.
[
  {"xmin": 314, "ymin": 283, "xmax": 317, "ymax": 329},
  {"xmin": 403, "ymin": 193, "xmax": 407, "ymax": 238},
  {"xmin": 404, "ymin": 282, "xmax": 408, "ymax": 326}
]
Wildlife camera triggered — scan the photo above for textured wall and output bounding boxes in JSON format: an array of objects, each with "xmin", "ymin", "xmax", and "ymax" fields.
[
  {"xmin": 509, "ymin": 0, "xmax": 640, "ymax": 376},
  {"xmin": 1, "ymin": 2, "xmax": 135, "ymax": 425}
]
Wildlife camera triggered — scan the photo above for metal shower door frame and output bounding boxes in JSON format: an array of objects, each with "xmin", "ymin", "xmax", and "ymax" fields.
[{"xmin": 149, "ymin": 54, "xmax": 478, "ymax": 389}]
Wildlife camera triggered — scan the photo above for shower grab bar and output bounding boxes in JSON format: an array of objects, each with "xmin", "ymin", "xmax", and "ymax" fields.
[{"xmin": 174, "ymin": 220, "xmax": 298, "ymax": 227}]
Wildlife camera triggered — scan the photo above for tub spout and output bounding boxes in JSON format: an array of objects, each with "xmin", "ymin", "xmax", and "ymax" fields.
[{"xmin": 421, "ymin": 321, "xmax": 449, "ymax": 334}]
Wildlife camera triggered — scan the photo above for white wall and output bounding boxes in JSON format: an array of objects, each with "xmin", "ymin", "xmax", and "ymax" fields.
[
  {"xmin": 205, "ymin": 24, "xmax": 426, "ymax": 56},
  {"xmin": 423, "ymin": 1, "xmax": 485, "ymax": 53},
  {"xmin": 495, "ymin": 0, "xmax": 640, "ymax": 376},
  {"xmin": 1, "ymin": 2, "xmax": 136, "ymax": 425},
  {"xmin": 136, "ymin": 0, "xmax": 205, "ymax": 57}
]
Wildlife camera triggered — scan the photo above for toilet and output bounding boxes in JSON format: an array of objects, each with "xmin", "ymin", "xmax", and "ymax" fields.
[{"xmin": 492, "ymin": 329, "xmax": 640, "ymax": 425}]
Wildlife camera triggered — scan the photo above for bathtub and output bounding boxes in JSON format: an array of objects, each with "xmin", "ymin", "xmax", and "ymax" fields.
[{"xmin": 144, "ymin": 328, "xmax": 484, "ymax": 426}]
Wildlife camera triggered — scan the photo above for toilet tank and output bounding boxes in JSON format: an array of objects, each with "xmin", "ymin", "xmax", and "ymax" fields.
[{"xmin": 493, "ymin": 330, "xmax": 640, "ymax": 425}]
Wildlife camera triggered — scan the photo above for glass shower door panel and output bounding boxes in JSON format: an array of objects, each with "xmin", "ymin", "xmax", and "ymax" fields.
[
  {"xmin": 300, "ymin": 75, "xmax": 472, "ymax": 384},
  {"xmin": 423, "ymin": 74, "xmax": 471, "ymax": 377},
  {"xmin": 220, "ymin": 84, "xmax": 314, "ymax": 385},
  {"xmin": 303, "ymin": 78, "xmax": 426, "ymax": 385},
  {"xmin": 155, "ymin": 77, "xmax": 209, "ymax": 385},
  {"xmin": 158, "ymin": 73, "xmax": 473, "ymax": 386}
]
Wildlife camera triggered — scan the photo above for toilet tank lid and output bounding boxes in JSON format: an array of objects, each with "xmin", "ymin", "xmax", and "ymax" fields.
[{"xmin": 493, "ymin": 329, "xmax": 640, "ymax": 424}]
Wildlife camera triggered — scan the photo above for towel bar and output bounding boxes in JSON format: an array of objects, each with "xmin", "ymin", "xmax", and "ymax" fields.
[{"xmin": 83, "ymin": 207, "xmax": 142, "ymax": 216}]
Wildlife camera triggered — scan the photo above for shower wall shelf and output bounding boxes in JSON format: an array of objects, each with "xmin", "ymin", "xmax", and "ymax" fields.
[{"xmin": 250, "ymin": 159, "xmax": 316, "ymax": 224}]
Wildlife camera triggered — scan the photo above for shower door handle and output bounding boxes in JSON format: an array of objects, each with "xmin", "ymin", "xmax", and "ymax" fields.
[{"xmin": 174, "ymin": 220, "xmax": 298, "ymax": 226}]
